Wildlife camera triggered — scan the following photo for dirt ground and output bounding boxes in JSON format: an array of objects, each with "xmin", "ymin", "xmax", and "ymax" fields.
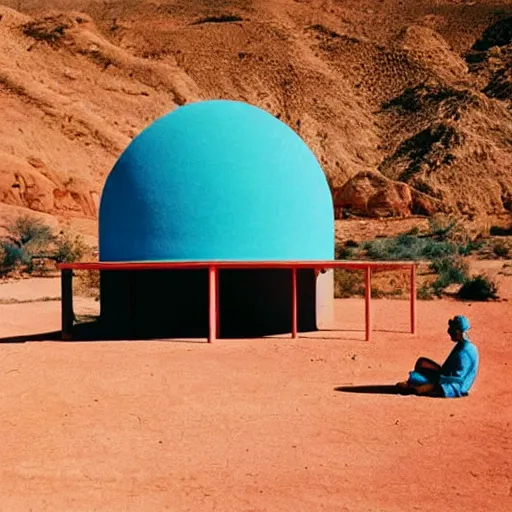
[{"xmin": 0, "ymin": 277, "xmax": 510, "ymax": 512}]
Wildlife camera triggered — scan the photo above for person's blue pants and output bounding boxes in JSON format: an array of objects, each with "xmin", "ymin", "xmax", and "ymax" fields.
[{"xmin": 408, "ymin": 371, "xmax": 432, "ymax": 386}]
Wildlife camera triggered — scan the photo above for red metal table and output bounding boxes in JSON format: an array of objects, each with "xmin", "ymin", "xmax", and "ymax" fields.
[{"xmin": 58, "ymin": 260, "xmax": 418, "ymax": 343}]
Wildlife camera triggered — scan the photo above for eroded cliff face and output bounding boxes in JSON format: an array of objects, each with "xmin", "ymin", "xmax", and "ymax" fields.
[{"xmin": 1, "ymin": 0, "xmax": 511, "ymax": 237}]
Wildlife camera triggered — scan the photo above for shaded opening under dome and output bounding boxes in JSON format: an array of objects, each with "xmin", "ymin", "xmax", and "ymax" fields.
[{"xmin": 99, "ymin": 268, "xmax": 318, "ymax": 338}]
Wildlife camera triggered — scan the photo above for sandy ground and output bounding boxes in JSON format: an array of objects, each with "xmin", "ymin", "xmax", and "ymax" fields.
[{"xmin": 0, "ymin": 278, "xmax": 511, "ymax": 511}]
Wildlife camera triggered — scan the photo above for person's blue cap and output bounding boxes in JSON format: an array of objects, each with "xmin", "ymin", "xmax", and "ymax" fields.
[{"xmin": 450, "ymin": 315, "xmax": 471, "ymax": 332}]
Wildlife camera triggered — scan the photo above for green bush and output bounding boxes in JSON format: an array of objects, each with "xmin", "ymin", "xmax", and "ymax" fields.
[
  {"xmin": 6, "ymin": 215, "xmax": 54, "ymax": 249},
  {"xmin": 363, "ymin": 238, "xmax": 411, "ymax": 260},
  {"xmin": 422, "ymin": 238, "xmax": 456, "ymax": 258},
  {"xmin": 1, "ymin": 215, "xmax": 54, "ymax": 271},
  {"xmin": 53, "ymin": 232, "xmax": 88, "ymax": 263},
  {"xmin": 0, "ymin": 242, "xmax": 25, "ymax": 274},
  {"xmin": 405, "ymin": 226, "xmax": 421, "ymax": 236},
  {"xmin": 457, "ymin": 274, "xmax": 499, "ymax": 301},
  {"xmin": 428, "ymin": 214, "xmax": 480, "ymax": 256},
  {"xmin": 492, "ymin": 240, "xmax": 510, "ymax": 258},
  {"xmin": 417, "ymin": 285, "xmax": 435, "ymax": 300},
  {"xmin": 429, "ymin": 256, "xmax": 469, "ymax": 295},
  {"xmin": 428, "ymin": 215, "xmax": 457, "ymax": 240},
  {"xmin": 75, "ymin": 269, "xmax": 100, "ymax": 299},
  {"xmin": 363, "ymin": 235, "xmax": 456, "ymax": 261},
  {"xmin": 360, "ymin": 217, "xmax": 483, "ymax": 261},
  {"xmin": 353, "ymin": 219, "xmax": 493, "ymax": 300},
  {"xmin": 458, "ymin": 238, "xmax": 484, "ymax": 256},
  {"xmin": 334, "ymin": 269, "xmax": 364, "ymax": 298},
  {"xmin": 429, "ymin": 256, "xmax": 469, "ymax": 281},
  {"xmin": 0, "ymin": 215, "xmax": 89, "ymax": 275},
  {"xmin": 335, "ymin": 241, "xmax": 360, "ymax": 260}
]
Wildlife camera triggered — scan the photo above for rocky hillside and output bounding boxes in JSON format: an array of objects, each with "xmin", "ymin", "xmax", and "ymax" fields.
[{"xmin": 0, "ymin": 0, "xmax": 511, "ymax": 238}]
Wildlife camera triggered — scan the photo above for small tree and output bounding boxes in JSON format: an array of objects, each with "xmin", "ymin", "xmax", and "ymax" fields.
[
  {"xmin": 0, "ymin": 215, "xmax": 90, "ymax": 275},
  {"xmin": 5, "ymin": 214, "xmax": 54, "ymax": 249},
  {"xmin": 1, "ymin": 215, "xmax": 54, "ymax": 271}
]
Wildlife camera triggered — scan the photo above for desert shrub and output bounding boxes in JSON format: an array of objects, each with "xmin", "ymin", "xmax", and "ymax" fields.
[
  {"xmin": 307, "ymin": 24, "xmax": 341, "ymax": 38},
  {"xmin": 417, "ymin": 285, "xmax": 435, "ymax": 300},
  {"xmin": 53, "ymin": 232, "xmax": 88, "ymax": 263},
  {"xmin": 6, "ymin": 215, "xmax": 54, "ymax": 249},
  {"xmin": 371, "ymin": 286, "xmax": 403, "ymax": 298},
  {"xmin": 335, "ymin": 241, "xmax": 361, "ymax": 260},
  {"xmin": 370, "ymin": 286, "xmax": 385, "ymax": 298},
  {"xmin": 336, "ymin": 246, "xmax": 355, "ymax": 259},
  {"xmin": 458, "ymin": 238, "xmax": 484, "ymax": 256},
  {"xmin": 0, "ymin": 241, "xmax": 26, "ymax": 268},
  {"xmin": 429, "ymin": 256, "xmax": 469, "ymax": 295},
  {"xmin": 429, "ymin": 256, "xmax": 469, "ymax": 280},
  {"xmin": 75, "ymin": 270, "xmax": 100, "ymax": 299},
  {"xmin": 0, "ymin": 74, "xmax": 27, "ymax": 96},
  {"xmin": 0, "ymin": 215, "xmax": 54, "ymax": 272},
  {"xmin": 476, "ymin": 237, "xmax": 512, "ymax": 259},
  {"xmin": 405, "ymin": 226, "xmax": 420, "ymax": 236},
  {"xmin": 22, "ymin": 20, "xmax": 69, "ymax": 45},
  {"xmin": 422, "ymin": 238, "xmax": 456, "ymax": 258},
  {"xmin": 334, "ymin": 269, "xmax": 364, "ymax": 298},
  {"xmin": 457, "ymin": 274, "xmax": 499, "ymax": 301},
  {"xmin": 428, "ymin": 214, "xmax": 457, "ymax": 240},
  {"xmin": 363, "ymin": 234, "xmax": 456, "ymax": 261},
  {"xmin": 361, "ymin": 217, "xmax": 482, "ymax": 261},
  {"xmin": 0, "ymin": 215, "xmax": 89, "ymax": 275},
  {"xmin": 363, "ymin": 237, "xmax": 410, "ymax": 260},
  {"xmin": 193, "ymin": 14, "xmax": 243, "ymax": 24},
  {"xmin": 491, "ymin": 240, "xmax": 510, "ymax": 258},
  {"xmin": 0, "ymin": 243, "xmax": 24, "ymax": 275}
]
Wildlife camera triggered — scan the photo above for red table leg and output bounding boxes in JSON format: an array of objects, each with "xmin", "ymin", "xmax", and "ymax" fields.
[
  {"xmin": 208, "ymin": 266, "xmax": 217, "ymax": 343},
  {"xmin": 410, "ymin": 264, "xmax": 417, "ymax": 335},
  {"xmin": 292, "ymin": 267, "xmax": 298, "ymax": 339},
  {"xmin": 216, "ymin": 268, "xmax": 220, "ymax": 339},
  {"xmin": 61, "ymin": 269, "xmax": 74, "ymax": 341},
  {"xmin": 364, "ymin": 266, "xmax": 372, "ymax": 341}
]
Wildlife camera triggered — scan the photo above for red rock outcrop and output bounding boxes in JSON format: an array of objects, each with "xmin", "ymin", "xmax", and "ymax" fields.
[{"xmin": 333, "ymin": 171, "xmax": 440, "ymax": 218}]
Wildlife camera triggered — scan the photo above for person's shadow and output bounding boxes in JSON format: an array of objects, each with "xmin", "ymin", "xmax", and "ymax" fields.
[{"xmin": 335, "ymin": 385, "xmax": 415, "ymax": 395}]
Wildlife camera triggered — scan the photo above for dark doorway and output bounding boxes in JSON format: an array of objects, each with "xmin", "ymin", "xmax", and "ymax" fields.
[{"xmin": 99, "ymin": 268, "xmax": 317, "ymax": 339}]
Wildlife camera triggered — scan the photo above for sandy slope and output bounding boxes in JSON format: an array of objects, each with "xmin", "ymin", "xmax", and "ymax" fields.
[{"xmin": 0, "ymin": 0, "xmax": 512, "ymax": 239}]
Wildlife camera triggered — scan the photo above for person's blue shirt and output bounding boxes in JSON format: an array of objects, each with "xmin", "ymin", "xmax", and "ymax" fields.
[{"xmin": 438, "ymin": 339, "xmax": 479, "ymax": 397}]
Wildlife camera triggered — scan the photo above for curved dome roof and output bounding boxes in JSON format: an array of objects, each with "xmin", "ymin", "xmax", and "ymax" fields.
[{"xmin": 99, "ymin": 100, "xmax": 333, "ymax": 261}]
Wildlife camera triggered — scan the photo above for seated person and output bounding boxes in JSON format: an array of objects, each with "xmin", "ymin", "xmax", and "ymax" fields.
[{"xmin": 396, "ymin": 315, "xmax": 479, "ymax": 397}]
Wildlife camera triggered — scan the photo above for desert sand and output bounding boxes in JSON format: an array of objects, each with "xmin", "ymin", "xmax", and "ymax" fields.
[{"xmin": 0, "ymin": 276, "xmax": 510, "ymax": 512}]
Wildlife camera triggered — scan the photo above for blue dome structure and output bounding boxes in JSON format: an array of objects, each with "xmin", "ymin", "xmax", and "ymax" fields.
[
  {"xmin": 99, "ymin": 99, "xmax": 333, "ymax": 262},
  {"xmin": 97, "ymin": 100, "xmax": 334, "ymax": 339}
]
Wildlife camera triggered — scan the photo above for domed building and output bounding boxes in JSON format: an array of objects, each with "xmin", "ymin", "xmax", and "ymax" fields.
[{"xmin": 98, "ymin": 99, "xmax": 334, "ymax": 338}]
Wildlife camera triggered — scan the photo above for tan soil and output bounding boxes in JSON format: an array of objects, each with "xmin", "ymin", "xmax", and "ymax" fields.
[{"xmin": 0, "ymin": 276, "xmax": 510, "ymax": 511}]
